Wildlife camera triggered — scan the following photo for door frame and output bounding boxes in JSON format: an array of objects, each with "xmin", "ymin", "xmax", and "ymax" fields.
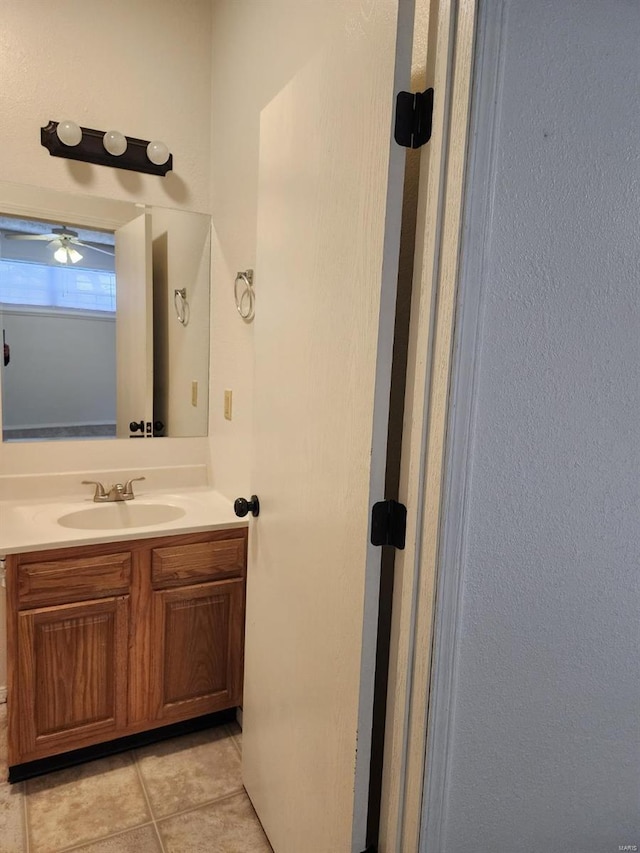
[{"xmin": 378, "ymin": 1, "xmax": 477, "ymax": 849}]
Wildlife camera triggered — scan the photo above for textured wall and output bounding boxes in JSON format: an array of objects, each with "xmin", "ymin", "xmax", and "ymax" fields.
[
  {"xmin": 0, "ymin": 0, "xmax": 212, "ymax": 211},
  {"xmin": 208, "ymin": 0, "xmax": 336, "ymax": 500},
  {"xmin": 435, "ymin": 1, "xmax": 640, "ymax": 850}
]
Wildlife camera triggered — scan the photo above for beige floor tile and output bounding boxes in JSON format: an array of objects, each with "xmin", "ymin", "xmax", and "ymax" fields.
[
  {"xmin": 0, "ymin": 704, "xmax": 26, "ymax": 853},
  {"xmin": 26, "ymin": 752, "xmax": 150, "ymax": 853},
  {"xmin": 226, "ymin": 721, "xmax": 242, "ymax": 756},
  {"xmin": 0, "ymin": 779, "xmax": 26, "ymax": 853},
  {"xmin": 69, "ymin": 823, "xmax": 162, "ymax": 853},
  {"xmin": 135, "ymin": 727, "xmax": 243, "ymax": 818},
  {"xmin": 226, "ymin": 720, "xmax": 242, "ymax": 739},
  {"xmin": 158, "ymin": 791, "xmax": 273, "ymax": 853}
]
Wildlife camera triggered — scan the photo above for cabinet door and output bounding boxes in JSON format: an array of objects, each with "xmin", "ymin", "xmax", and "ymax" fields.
[
  {"xmin": 151, "ymin": 579, "xmax": 244, "ymax": 723},
  {"xmin": 16, "ymin": 596, "xmax": 129, "ymax": 762}
]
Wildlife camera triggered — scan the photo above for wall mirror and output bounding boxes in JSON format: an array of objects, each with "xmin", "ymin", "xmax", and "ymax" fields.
[{"xmin": 0, "ymin": 181, "xmax": 210, "ymax": 441}]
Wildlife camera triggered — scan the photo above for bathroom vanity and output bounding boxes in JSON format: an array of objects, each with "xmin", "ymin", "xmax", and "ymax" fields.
[{"xmin": 1, "ymin": 489, "xmax": 248, "ymax": 780}]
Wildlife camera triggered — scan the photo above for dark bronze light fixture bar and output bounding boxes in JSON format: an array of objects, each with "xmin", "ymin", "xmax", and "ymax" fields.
[{"xmin": 41, "ymin": 120, "xmax": 173, "ymax": 176}]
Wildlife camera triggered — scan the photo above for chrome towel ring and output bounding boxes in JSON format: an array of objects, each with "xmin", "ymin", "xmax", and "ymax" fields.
[
  {"xmin": 174, "ymin": 288, "xmax": 189, "ymax": 325},
  {"xmin": 234, "ymin": 269, "xmax": 255, "ymax": 321}
]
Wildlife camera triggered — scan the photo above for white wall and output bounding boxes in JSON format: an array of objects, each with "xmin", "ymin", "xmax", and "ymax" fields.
[
  {"xmin": 425, "ymin": 2, "xmax": 640, "ymax": 850},
  {"xmin": 2, "ymin": 309, "xmax": 115, "ymax": 430},
  {"xmin": 208, "ymin": 0, "xmax": 336, "ymax": 500},
  {"xmin": 0, "ymin": 0, "xmax": 212, "ymax": 212}
]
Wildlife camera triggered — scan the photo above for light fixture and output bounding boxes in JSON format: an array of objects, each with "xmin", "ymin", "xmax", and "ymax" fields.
[
  {"xmin": 41, "ymin": 120, "xmax": 173, "ymax": 176},
  {"xmin": 146, "ymin": 140, "xmax": 170, "ymax": 166},
  {"xmin": 54, "ymin": 243, "xmax": 83, "ymax": 264},
  {"xmin": 56, "ymin": 120, "xmax": 82, "ymax": 147},
  {"xmin": 103, "ymin": 130, "xmax": 127, "ymax": 156}
]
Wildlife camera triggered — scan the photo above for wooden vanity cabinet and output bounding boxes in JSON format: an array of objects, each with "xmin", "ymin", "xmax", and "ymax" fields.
[
  {"xmin": 6, "ymin": 527, "xmax": 247, "ymax": 770},
  {"xmin": 148, "ymin": 536, "xmax": 247, "ymax": 725},
  {"xmin": 150, "ymin": 579, "xmax": 244, "ymax": 724}
]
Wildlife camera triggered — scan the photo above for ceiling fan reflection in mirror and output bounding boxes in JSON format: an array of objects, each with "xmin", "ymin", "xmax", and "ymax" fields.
[{"xmin": 4, "ymin": 226, "xmax": 115, "ymax": 264}]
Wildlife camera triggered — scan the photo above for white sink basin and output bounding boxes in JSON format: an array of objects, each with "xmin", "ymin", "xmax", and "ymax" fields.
[{"xmin": 57, "ymin": 502, "xmax": 186, "ymax": 530}]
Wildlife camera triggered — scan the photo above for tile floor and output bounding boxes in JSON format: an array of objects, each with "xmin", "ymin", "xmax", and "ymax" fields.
[{"xmin": 0, "ymin": 705, "xmax": 273, "ymax": 853}]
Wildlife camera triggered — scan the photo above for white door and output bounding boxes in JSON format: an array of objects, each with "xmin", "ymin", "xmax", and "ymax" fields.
[
  {"xmin": 115, "ymin": 213, "xmax": 153, "ymax": 437},
  {"xmin": 242, "ymin": 2, "xmax": 414, "ymax": 851}
]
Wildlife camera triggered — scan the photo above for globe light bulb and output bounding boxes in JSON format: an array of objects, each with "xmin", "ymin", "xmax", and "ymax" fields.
[
  {"xmin": 103, "ymin": 130, "xmax": 127, "ymax": 156},
  {"xmin": 56, "ymin": 120, "xmax": 82, "ymax": 147},
  {"xmin": 147, "ymin": 140, "xmax": 170, "ymax": 166}
]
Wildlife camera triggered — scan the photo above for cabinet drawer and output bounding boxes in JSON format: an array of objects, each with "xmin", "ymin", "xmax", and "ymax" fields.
[
  {"xmin": 17, "ymin": 552, "xmax": 132, "ymax": 608},
  {"xmin": 151, "ymin": 536, "xmax": 246, "ymax": 589}
]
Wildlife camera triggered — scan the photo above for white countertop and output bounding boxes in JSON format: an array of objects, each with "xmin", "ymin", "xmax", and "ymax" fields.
[{"xmin": 0, "ymin": 487, "xmax": 248, "ymax": 555}]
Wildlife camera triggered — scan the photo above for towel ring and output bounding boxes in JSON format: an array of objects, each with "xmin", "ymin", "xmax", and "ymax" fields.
[
  {"xmin": 174, "ymin": 288, "xmax": 189, "ymax": 326},
  {"xmin": 234, "ymin": 269, "xmax": 255, "ymax": 321}
]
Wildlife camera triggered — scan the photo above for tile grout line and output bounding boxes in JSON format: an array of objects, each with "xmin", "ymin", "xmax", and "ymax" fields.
[
  {"xmin": 154, "ymin": 786, "xmax": 248, "ymax": 826},
  {"xmin": 52, "ymin": 821, "xmax": 156, "ymax": 853},
  {"xmin": 15, "ymin": 748, "xmax": 157, "ymax": 853},
  {"xmin": 22, "ymin": 729, "xmax": 247, "ymax": 853},
  {"xmin": 132, "ymin": 751, "xmax": 166, "ymax": 853},
  {"xmin": 7, "ymin": 715, "xmax": 247, "ymax": 853},
  {"xmin": 131, "ymin": 726, "xmax": 246, "ymax": 828},
  {"xmin": 223, "ymin": 721, "xmax": 243, "ymax": 758},
  {"xmin": 22, "ymin": 781, "xmax": 31, "ymax": 853}
]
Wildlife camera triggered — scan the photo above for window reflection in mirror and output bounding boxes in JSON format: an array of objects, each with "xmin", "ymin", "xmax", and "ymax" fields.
[
  {"xmin": 0, "ymin": 183, "xmax": 211, "ymax": 442},
  {"xmin": 0, "ymin": 215, "xmax": 117, "ymax": 441}
]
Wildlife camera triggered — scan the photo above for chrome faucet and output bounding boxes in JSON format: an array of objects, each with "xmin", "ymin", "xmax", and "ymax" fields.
[{"xmin": 82, "ymin": 477, "xmax": 146, "ymax": 502}]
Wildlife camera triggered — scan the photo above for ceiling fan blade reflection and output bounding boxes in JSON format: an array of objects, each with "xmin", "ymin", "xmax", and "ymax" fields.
[
  {"xmin": 3, "ymin": 233, "xmax": 54, "ymax": 241},
  {"xmin": 75, "ymin": 241, "xmax": 115, "ymax": 256}
]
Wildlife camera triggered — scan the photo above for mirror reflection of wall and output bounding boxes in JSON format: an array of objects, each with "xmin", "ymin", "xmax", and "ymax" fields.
[
  {"xmin": 0, "ymin": 181, "xmax": 211, "ymax": 442},
  {"xmin": 151, "ymin": 208, "xmax": 211, "ymax": 438}
]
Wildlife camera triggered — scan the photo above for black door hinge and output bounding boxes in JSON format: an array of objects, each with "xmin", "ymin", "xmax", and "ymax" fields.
[
  {"xmin": 370, "ymin": 500, "xmax": 407, "ymax": 550},
  {"xmin": 394, "ymin": 88, "xmax": 434, "ymax": 149}
]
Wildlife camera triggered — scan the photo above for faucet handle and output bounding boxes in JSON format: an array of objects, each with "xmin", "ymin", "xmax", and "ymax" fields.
[
  {"xmin": 123, "ymin": 476, "xmax": 146, "ymax": 497},
  {"xmin": 82, "ymin": 480, "xmax": 107, "ymax": 501}
]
